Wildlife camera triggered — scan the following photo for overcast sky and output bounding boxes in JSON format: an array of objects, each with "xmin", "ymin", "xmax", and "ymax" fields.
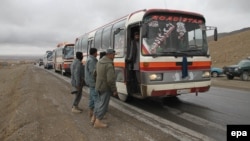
[{"xmin": 0, "ymin": 0, "xmax": 249, "ymax": 56}]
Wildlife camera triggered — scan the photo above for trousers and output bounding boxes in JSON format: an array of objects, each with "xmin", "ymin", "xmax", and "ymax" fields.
[
  {"xmin": 72, "ymin": 87, "xmax": 82, "ymax": 107},
  {"xmin": 94, "ymin": 90, "xmax": 111, "ymax": 120},
  {"xmin": 88, "ymin": 87, "xmax": 98, "ymax": 110}
]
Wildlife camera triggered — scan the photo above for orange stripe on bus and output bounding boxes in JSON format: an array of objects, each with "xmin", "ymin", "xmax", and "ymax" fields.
[
  {"xmin": 192, "ymin": 61, "xmax": 211, "ymax": 66},
  {"xmin": 140, "ymin": 61, "xmax": 211, "ymax": 70},
  {"xmin": 140, "ymin": 62, "xmax": 177, "ymax": 71},
  {"xmin": 140, "ymin": 62, "xmax": 176, "ymax": 68},
  {"xmin": 114, "ymin": 62, "xmax": 125, "ymax": 68}
]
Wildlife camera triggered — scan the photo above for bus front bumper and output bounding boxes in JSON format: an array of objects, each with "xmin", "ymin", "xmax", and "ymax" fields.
[{"xmin": 141, "ymin": 81, "xmax": 211, "ymax": 97}]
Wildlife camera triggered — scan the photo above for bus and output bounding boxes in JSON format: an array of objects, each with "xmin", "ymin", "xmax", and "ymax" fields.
[
  {"xmin": 53, "ymin": 42, "xmax": 74, "ymax": 75},
  {"xmin": 43, "ymin": 50, "xmax": 53, "ymax": 69},
  {"xmin": 75, "ymin": 9, "xmax": 217, "ymax": 101}
]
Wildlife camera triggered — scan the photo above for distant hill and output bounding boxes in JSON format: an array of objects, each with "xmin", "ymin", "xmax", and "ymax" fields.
[{"xmin": 208, "ymin": 27, "xmax": 250, "ymax": 68}]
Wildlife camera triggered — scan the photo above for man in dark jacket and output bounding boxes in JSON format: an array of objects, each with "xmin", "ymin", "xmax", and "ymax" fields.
[
  {"xmin": 94, "ymin": 49, "xmax": 118, "ymax": 128},
  {"xmin": 85, "ymin": 48, "xmax": 98, "ymax": 122},
  {"xmin": 70, "ymin": 52, "xmax": 84, "ymax": 113}
]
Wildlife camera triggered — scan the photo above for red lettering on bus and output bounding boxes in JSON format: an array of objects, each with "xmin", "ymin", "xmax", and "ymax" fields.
[
  {"xmin": 152, "ymin": 15, "xmax": 159, "ymax": 20},
  {"xmin": 166, "ymin": 16, "xmax": 173, "ymax": 21},
  {"xmin": 173, "ymin": 16, "xmax": 179, "ymax": 22},
  {"xmin": 149, "ymin": 15, "xmax": 203, "ymax": 24},
  {"xmin": 159, "ymin": 16, "xmax": 166, "ymax": 20}
]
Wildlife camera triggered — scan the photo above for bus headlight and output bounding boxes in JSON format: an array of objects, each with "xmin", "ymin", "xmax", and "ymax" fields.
[
  {"xmin": 202, "ymin": 71, "xmax": 210, "ymax": 78},
  {"xmin": 149, "ymin": 73, "xmax": 163, "ymax": 81}
]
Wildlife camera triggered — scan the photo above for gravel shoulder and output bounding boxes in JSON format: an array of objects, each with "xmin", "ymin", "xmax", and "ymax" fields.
[{"xmin": 0, "ymin": 64, "xmax": 177, "ymax": 141}]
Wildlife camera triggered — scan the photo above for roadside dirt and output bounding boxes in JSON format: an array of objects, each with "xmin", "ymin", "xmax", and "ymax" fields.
[{"xmin": 0, "ymin": 63, "xmax": 178, "ymax": 141}]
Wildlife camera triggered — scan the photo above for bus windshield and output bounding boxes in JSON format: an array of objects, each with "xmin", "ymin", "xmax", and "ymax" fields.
[
  {"xmin": 142, "ymin": 13, "xmax": 208, "ymax": 57},
  {"xmin": 47, "ymin": 52, "xmax": 53, "ymax": 61},
  {"xmin": 64, "ymin": 46, "xmax": 74, "ymax": 59}
]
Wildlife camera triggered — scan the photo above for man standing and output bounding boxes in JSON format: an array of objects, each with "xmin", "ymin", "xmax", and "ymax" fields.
[
  {"xmin": 131, "ymin": 31, "xmax": 140, "ymax": 71},
  {"xmin": 94, "ymin": 49, "xmax": 118, "ymax": 128},
  {"xmin": 70, "ymin": 52, "xmax": 84, "ymax": 113},
  {"xmin": 126, "ymin": 31, "xmax": 140, "ymax": 93},
  {"xmin": 85, "ymin": 48, "xmax": 98, "ymax": 123}
]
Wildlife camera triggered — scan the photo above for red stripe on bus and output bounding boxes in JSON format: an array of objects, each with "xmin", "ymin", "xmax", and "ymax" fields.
[{"xmin": 151, "ymin": 86, "xmax": 210, "ymax": 97}]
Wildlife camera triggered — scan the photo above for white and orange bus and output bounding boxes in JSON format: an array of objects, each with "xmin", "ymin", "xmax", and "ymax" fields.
[
  {"xmin": 53, "ymin": 42, "xmax": 74, "ymax": 75},
  {"xmin": 75, "ymin": 9, "xmax": 217, "ymax": 101}
]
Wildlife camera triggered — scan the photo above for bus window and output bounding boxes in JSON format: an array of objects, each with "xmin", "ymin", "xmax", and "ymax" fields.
[
  {"xmin": 75, "ymin": 38, "xmax": 80, "ymax": 52},
  {"xmin": 112, "ymin": 20, "xmax": 126, "ymax": 57},
  {"xmin": 64, "ymin": 45, "xmax": 74, "ymax": 59},
  {"xmin": 102, "ymin": 25, "xmax": 112, "ymax": 50},
  {"xmin": 114, "ymin": 29, "xmax": 125, "ymax": 57},
  {"xmin": 112, "ymin": 20, "xmax": 125, "ymax": 32},
  {"xmin": 81, "ymin": 35, "xmax": 88, "ymax": 53},
  {"xmin": 142, "ymin": 14, "xmax": 207, "ymax": 56},
  {"xmin": 94, "ymin": 29, "xmax": 102, "ymax": 50}
]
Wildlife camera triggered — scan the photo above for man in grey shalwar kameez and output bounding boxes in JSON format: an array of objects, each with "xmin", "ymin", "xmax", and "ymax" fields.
[{"xmin": 70, "ymin": 52, "xmax": 84, "ymax": 113}]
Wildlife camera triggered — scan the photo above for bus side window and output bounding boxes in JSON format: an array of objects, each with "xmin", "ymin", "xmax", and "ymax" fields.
[{"xmin": 114, "ymin": 29, "xmax": 125, "ymax": 57}]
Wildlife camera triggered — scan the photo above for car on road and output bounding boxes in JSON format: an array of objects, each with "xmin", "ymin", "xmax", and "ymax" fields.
[
  {"xmin": 223, "ymin": 58, "xmax": 250, "ymax": 81},
  {"xmin": 38, "ymin": 58, "xmax": 43, "ymax": 66},
  {"xmin": 211, "ymin": 67, "xmax": 223, "ymax": 77}
]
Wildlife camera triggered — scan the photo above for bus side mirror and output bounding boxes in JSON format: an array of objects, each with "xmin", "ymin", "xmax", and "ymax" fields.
[
  {"xmin": 114, "ymin": 28, "xmax": 122, "ymax": 35},
  {"xmin": 214, "ymin": 28, "xmax": 218, "ymax": 41},
  {"xmin": 205, "ymin": 26, "xmax": 218, "ymax": 41}
]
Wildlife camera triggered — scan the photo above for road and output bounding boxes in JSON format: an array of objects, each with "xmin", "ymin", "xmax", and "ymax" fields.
[
  {"xmin": 46, "ymin": 66, "xmax": 250, "ymax": 141},
  {"xmin": 127, "ymin": 86, "xmax": 250, "ymax": 141}
]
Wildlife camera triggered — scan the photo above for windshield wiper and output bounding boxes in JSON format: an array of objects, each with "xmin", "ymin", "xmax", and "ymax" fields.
[
  {"xmin": 152, "ymin": 51, "xmax": 187, "ymax": 58},
  {"xmin": 181, "ymin": 48, "xmax": 202, "ymax": 52},
  {"xmin": 180, "ymin": 48, "xmax": 208, "ymax": 56}
]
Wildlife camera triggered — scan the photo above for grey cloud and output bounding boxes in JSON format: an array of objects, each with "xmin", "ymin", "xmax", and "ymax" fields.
[
  {"xmin": 206, "ymin": 0, "xmax": 250, "ymax": 14},
  {"xmin": 0, "ymin": 0, "xmax": 249, "ymax": 55}
]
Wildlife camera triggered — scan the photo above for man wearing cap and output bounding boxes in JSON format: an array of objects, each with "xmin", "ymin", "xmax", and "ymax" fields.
[{"xmin": 93, "ymin": 48, "xmax": 118, "ymax": 128}]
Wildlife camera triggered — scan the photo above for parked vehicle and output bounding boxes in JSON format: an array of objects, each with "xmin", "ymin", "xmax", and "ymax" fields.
[
  {"xmin": 223, "ymin": 58, "xmax": 250, "ymax": 81},
  {"xmin": 211, "ymin": 67, "xmax": 223, "ymax": 77}
]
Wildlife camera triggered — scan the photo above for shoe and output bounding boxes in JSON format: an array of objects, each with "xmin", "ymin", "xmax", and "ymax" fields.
[
  {"xmin": 76, "ymin": 106, "xmax": 83, "ymax": 112},
  {"xmin": 72, "ymin": 106, "xmax": 82, "ymax": 113},
  {"xmin": 94, "ymin": 119, "xmax": 107, "ymax": 128}
]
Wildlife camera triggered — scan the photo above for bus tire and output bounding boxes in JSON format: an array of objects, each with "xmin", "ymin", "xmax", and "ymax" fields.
[
  {"xmin": 61, "ymin": 71, "xmax": 65, "ymax": 76},
  {"xmin": 118, "ymin": 93, "xmax": 129, "ymax": 102}
]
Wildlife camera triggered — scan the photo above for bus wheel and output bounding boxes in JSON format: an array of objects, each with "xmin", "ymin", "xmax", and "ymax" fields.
[
  {"xmin": 61, "ymin": 71, "xmax": 65, "ymax": 76},
  {"xmin": 118, "ymin": 93, "xmax": 129, "ymax": 102}
]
